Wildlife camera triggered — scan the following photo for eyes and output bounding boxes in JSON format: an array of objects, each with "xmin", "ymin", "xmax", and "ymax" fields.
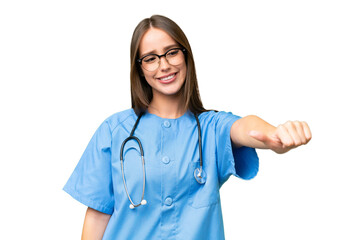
[
  {"xmin": 142, "ymin": 49, "xmax": 181, "ymax": 63},
  {"xmin": 168, "ymin": 49, "xmax": 180, "ymax": 56},
  {"xmin": 143, "ymin": 56, "xmax": 156, "ymax": 63},
  {"xmin": 138, "ymin": 48, "xmax": 186, "ymax": 72}
]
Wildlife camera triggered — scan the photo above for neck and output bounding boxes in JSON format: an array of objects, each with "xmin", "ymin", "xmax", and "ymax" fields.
[{"xmin": 147, "ymin": 92, "xmax": 186, "ymax": 119}]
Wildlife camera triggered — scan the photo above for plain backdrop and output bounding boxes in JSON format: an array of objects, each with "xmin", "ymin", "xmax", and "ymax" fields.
[{"xmin": 1, "ymin": 0, "xmax": 359, "ymax": 239}]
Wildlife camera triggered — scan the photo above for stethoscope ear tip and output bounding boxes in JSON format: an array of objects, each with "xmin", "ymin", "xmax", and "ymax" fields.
[
  {"xmin": 123, "ymin": 112, "xmax": 205, "ymax": 209},
  {"xmin": 129, "ymin": 199, "xmax": 147, "ymax": 209}
]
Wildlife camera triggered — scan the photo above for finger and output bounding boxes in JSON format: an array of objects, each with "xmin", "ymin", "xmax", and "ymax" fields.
[
  {"xmin": 276, "ymin": 124, "xmax": 294, "ymax": 147},
  {"xmin": 293, "ymin": 121, "xmax": 307, "ymax": 144},
  {"xmin": 302, "ymin": 121, "xmax": 312, "ymax": 143},
  {"xmin": 284, "ymin": 121, "xmax": 302, "ymax": 146}
]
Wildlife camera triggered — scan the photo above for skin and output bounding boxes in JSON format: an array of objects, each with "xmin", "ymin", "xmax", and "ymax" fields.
[
  {"xmin": 230, "ymin": 116, "xmax": 312, "ymax": 153},
  {"xmin": 81, "ymin": 27, "xmax": 312, "ymax": 239},
  {"xmin": 81, "ymin": 208, "xmax": 110, "ymax": 240},
  {"xmin": 139, "ymin": 27, "xmax": 187, "ymax": 118}
]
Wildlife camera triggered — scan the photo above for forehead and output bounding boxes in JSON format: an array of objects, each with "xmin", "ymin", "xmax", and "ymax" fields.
[{"xmin": 139, "ymin": 28, "xmax": 177, "ymax": 55}]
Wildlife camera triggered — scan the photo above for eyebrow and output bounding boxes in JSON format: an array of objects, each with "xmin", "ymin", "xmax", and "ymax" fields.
[{"xmin": 140, "ymin": 44, "xmax": 180, "ymax": 58}]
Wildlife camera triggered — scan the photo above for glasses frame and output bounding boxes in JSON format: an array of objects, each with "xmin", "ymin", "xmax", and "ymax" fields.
[{"xmin": 137, "ymin": 48, "xmax": 186, "ymax": 71}]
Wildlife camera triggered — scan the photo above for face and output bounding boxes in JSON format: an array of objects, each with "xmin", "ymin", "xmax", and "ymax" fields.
[{"xmin": 138, "ymin": 28, "xmax": 187, "ymax": 99}]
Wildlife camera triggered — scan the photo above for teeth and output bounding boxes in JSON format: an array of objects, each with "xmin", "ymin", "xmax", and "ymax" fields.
[{"xmin": 159, "ymin": 74, "xmax": 175, "ymax": 81}]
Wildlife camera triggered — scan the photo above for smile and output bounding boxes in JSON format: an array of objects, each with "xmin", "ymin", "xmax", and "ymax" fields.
[{"xmin": 157, "ymin": 73, "xmax": 177, "ymax": 84}]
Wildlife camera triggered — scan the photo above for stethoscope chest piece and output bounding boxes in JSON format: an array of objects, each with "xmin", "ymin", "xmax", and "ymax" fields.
[
  {"xmin": 194, "ymin": 168, "xmax": 207, "ymax": 184},
  {"xmin": 121, "ymin": 111, "xmax": 206, "ymax": 208}
]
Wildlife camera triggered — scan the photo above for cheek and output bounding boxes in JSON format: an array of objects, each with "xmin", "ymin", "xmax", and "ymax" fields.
[{"xmin": 143, "ymin": 72, "xmax": 156, "ymax": 85}]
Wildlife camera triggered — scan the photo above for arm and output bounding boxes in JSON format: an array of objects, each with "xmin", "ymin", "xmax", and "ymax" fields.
[
  {"xmin": 81, "ymin": 207, "xmax": 111, "ymax": 240},
  {"xmin": 230, "ymin": 115, "xmax": 312, "ymax": 154}
]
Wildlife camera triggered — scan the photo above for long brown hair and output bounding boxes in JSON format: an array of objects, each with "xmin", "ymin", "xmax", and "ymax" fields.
[{"xmin": 130, "ymin": 15, "xmax": 209, "ymax": 116}]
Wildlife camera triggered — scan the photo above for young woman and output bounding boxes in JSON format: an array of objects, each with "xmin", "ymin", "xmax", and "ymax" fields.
[{"xmin": 64, "ymin": 15, "xmax": 311, "ymax": 240}]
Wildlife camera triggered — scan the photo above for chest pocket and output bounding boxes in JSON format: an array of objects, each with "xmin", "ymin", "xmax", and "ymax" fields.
[{"xmin": 188, "ymin": 160, "xmax": 220, "ymax": 208}]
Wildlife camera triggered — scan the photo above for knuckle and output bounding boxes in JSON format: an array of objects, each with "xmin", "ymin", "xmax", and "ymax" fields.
[
  {"xmin": 294, "ymin": 139, "xmax": 301, "ymax": 146},
  {"xmin": 293, "ymin": 121, "xmax": 301, "ymax": 128},
  {"xmin": 285, "ymin": 121, "xmax": 296, "ymax": 129},
  {"xmin": 301, "ymin": 121, "xmax": 309, "ymax": 129},
  {"xmin": 283, "ymin": 143, "xmax": 291, "ymax": 149},
  {"xmin": 285, "ymin": 121, "xmax": 292, "ymax": 126},
  {"xmin": 278, "ymin": 124, "xmax": 286, "ymax": 131},
  {"xmin": 284, "ymin": 139, "xmax": 294, "ymax": 147}
]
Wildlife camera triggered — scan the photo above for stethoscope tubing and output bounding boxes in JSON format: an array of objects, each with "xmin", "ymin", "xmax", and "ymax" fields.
[
  {"xmin": 120, "ymin": 136, "xmax": 146, "ymax": 208},
  {"xmin": 120, "ymin": 112, "xmax": 146, "ymax": 208},
  {"xmin": 194, "ymin": 112, "xmax": 203, "ymax": 178},
  {"xmin": 120, "ymin": 111, "xmax": 205, "ymax": 209}
]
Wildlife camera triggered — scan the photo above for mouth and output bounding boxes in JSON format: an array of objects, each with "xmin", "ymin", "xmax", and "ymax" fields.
[{"xmin": 157, "ymin": 72, "xmax": 177, "ymax": 83}]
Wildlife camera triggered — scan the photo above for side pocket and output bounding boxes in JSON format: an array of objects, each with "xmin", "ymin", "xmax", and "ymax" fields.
[{"xmin": 188, "ymin": 160, "xmax": 220, "ymax": 209}]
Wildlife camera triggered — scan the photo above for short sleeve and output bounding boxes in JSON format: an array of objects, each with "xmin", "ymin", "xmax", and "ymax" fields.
[
  {"xmin": 63, "ymin": 120, "xmax": 114, "ymax": 214},
  {"xmin": 215, "ymin": 111, "xmax": 259, "ymax": 187}
]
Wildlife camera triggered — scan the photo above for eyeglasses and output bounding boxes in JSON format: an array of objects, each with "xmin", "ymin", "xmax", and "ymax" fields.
[{"xmin": 138, "ymin": 48, "xmax": 186, "ymax": 72}]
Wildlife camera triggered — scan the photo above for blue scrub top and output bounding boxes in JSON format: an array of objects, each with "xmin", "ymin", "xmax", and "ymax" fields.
[{"xmin": 63, "ymin": 108, "xmax": 259, "ymax": 239}]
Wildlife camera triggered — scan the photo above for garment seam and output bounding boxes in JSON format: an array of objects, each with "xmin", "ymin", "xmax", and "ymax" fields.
[
  {"xmin": 109, "ymin": 110, "xmax": 136, "ymax": 136},
  {"xmin": 63, "ymin": 186, "xmax": 113, "ymax": 214}
]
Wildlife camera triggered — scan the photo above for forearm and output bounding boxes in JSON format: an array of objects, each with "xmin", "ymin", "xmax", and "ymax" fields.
[
  {"xmin": 82, "ymin": 207, "xmax": 111, "ymax": 240},
  {"xmin": 230, "ymin": 115, "xmax": 275, "ymax": 149}
]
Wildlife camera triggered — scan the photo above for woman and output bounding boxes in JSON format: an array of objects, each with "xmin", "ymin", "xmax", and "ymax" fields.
[{"xmin": 64, "ymin": 15, "xmax": 311, "ymax": 239}]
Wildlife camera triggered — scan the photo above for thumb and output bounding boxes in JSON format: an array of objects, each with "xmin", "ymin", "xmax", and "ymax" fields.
[
  {"xmin": 248, "ymin": 130, "xmax": 268, "ymax": 143},
  {"xmin": 249, "ymin": 130, "xmax": 282, "ymax": 146}
]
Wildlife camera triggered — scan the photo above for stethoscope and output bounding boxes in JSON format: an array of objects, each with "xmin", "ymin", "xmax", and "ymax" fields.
[{"xmin": 120, "ymin": 111, "xmax": 206, "ymax": 209}]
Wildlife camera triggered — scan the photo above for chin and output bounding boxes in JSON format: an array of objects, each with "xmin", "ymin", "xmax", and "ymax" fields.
[
  {"xmin": 154, "ymin": 85, "xmax": 183, "ymax": 97},
  {"xmin": 159, "ymin": 90, "xmax": 181, "ymax": 96}
]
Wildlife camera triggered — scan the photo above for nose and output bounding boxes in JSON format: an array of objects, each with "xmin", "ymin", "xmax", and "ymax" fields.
[{"xmin": 158, "ymin": 56, "xmax": 171, "ymax": 71}]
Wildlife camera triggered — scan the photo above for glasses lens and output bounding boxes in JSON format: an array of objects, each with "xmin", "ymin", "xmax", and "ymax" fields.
[
  {"xmin": 166, "ymin": 49, "xmax": 183, "ymax": 66},
  {"xmin": 140, "ymin": 49, "xmax": 184, "ymax": 71},
  {"xmin": 142, "ymin": 55, "xmax": 159, "ymax": 71}
]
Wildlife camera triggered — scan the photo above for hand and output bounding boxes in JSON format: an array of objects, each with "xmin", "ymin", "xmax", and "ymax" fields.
[{"xmin": 249, "ymin": 121, "xmax": 312, "ymax": 154}]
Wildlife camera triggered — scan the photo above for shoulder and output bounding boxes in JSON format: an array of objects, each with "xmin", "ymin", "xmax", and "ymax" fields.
[
  {"xmin": 103, "ymin": 108, "xmax": 136, "ymax": 132},
  {"xmin": 199, "ymin": 110, "xmax": 241, "ymax": 123}
]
